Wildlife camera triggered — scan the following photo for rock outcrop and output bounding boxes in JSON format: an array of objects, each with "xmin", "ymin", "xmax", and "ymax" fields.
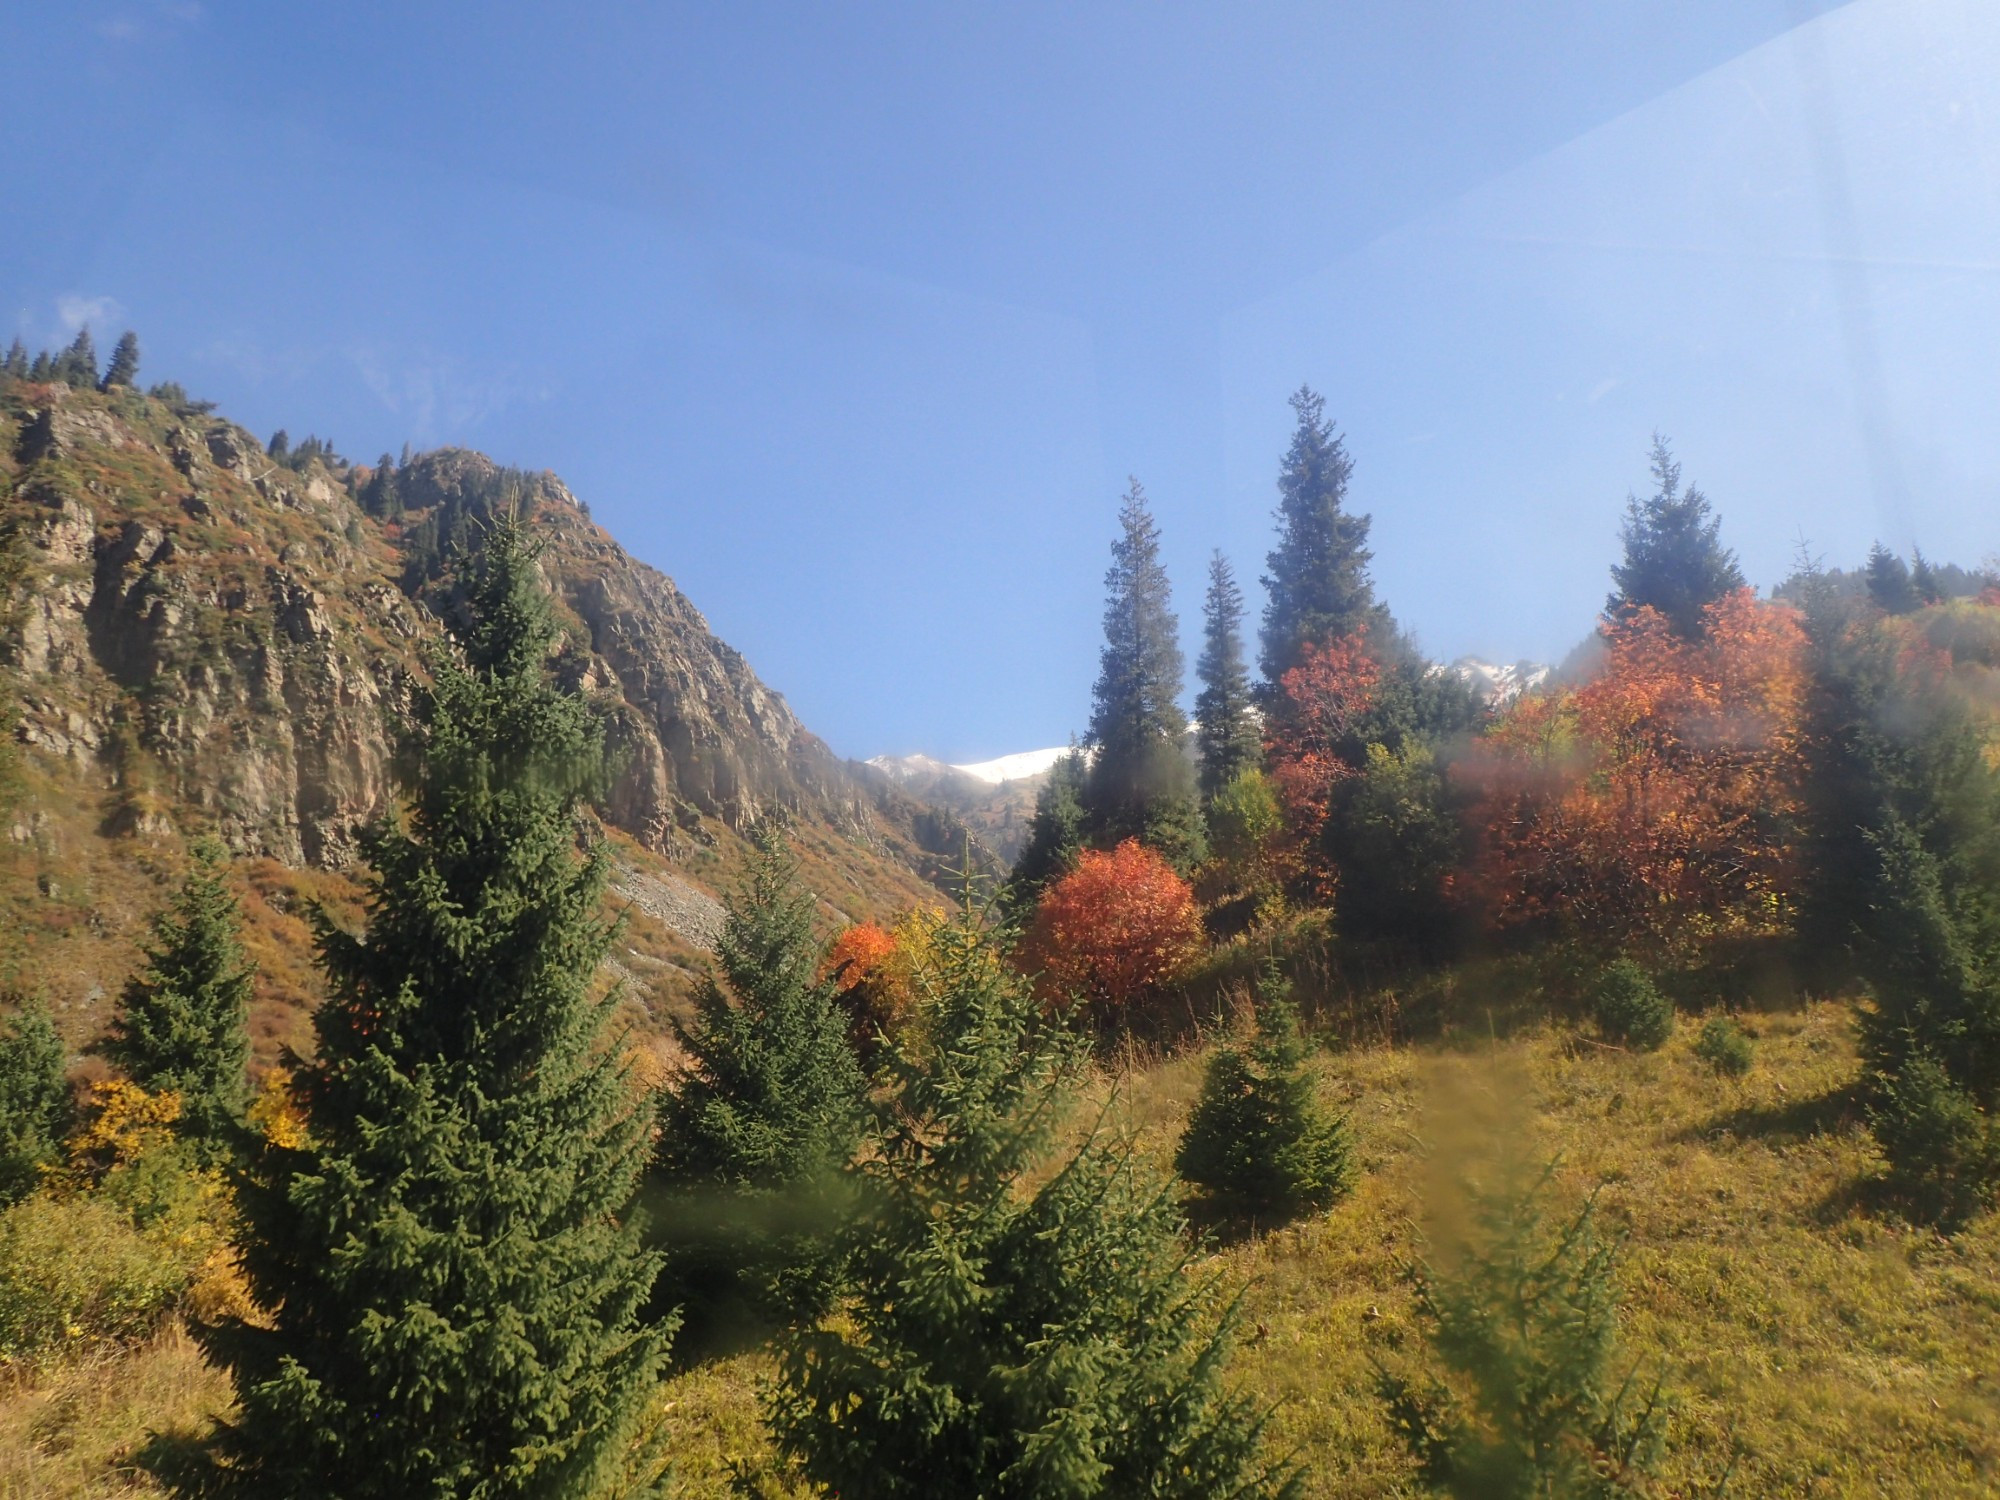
[{"xmin": 0, "ymin": 381, "xmax": 996, "ymax": 892}]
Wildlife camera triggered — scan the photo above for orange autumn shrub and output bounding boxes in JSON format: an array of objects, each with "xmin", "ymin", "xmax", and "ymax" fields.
[
  {"xmin": 1462, "ymin": 589, "xmax": 1808, "ymax": 956},
  {"xmin": 1025, "ymin": 839, "xmax": 1204, "ymax": 1013},
  {"xmin": 823, "ymin": 919, "xmax": 907, "ymax": 1051}
]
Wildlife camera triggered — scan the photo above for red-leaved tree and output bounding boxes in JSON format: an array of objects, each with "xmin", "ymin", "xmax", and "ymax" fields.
[
  {"xmin": 1025, "ymin": 839, "xmax": 1204, "ymax": 1013},
  {"xmin": 1265, "ymin": 629, "xmax": 1381, "ymax": 896},
  {"xmin": 1461, "ymin": 589, "xmax": 1808, "ymax": 956}
]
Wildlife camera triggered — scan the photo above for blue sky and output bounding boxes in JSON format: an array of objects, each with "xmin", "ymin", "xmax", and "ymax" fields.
[{"xmin": 6, "ymin": 1, "xmax": 1997, "ymax": 761}]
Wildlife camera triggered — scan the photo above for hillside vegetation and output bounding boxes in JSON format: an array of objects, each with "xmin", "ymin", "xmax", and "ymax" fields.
[{"xmin": 2, "ymin": 339, "xmax": 1997, "ymax": 1498}]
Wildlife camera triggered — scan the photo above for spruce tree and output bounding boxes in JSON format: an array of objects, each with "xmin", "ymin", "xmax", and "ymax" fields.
[
  {"xmin": 1605, "ymin": 436, "xmax": 1744, "ymax": 639},
  {"xmin": 1002, "ymin": 747, "xmax": 1088, "ymax": 918},
  {"xmin": 266, "ymin": 429, "xmax": 289, "ymax": 463},
  {"xmin": 101, "ymin": 330, "xmax": 141, "ymax": 389},
  {"xmin": 0, "ymin": 999, "xmax": 71, "ymax": 1206},
  {"xmin": 1379, "ymin": 1163, "xmax": 1673, "ymax": 1498},
  {"xmin": 650, "ymin": 821, "xmax": 867, "ymax": 1347},
  {"xmin": 1, "ymin": 339, "xmax": 26, "ymax": 380},
  {"xmin": 1323, "ymin": 740, "xmax": 1464, "ymax": 956},
  {"xmin": 58, "ymin": 327, "xmax": 98, "ymax": 388},
  {"xmin": 101, "ymin": 838, "xmax": 252, "ymax": 1155},
  {"xmin": 766, "ymin": 911, "xmax": 1299, "ymax": 1499},
  {"xmin": 1855, "ymin": 803, "xmax": 2000, "ymax": 1221},
  {"xmin": 1865, "ymin": 542, "xmax": 1919, "ymax": 615},
  {"xmin": 1260, "ymin": 385, "xmax": 1378, "ymax": 686},
  {"xmin": 1176, "ymin": 963, "xmax": 1353, "ymax": 1222},
  {"xmin": 363, "ymin": 452, "xmax": 402, "ymax": 519},
  {"xmin": 28, "ymin": 351, "xmax": 52, "ymax": 382},
  {"xmin": 1082, "ymin": 479, "xmax": 1202, "ymax": 868},
  {"xmin": 1194, "ymin": 550, "xmax": 1262, "ymax": 802},
  {"xmin": 1910, "ymin": 547, "xmax": 1943, "ymax": 607},
  {"xmin": 188, "ymin": 517, "xmax": 669, "ymax": 1498}
]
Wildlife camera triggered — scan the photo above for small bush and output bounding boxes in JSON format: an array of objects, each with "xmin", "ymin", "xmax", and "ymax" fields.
[
  {"xmin": 1593, "ymin": 961, "xmax": 1674, "ymax": 1051},
  {"xmin": 1869, "ymin": 1055, "xmax": 2000, "ymax": 1227},
  {"xmin": 0, "ymin": 1192, "xmax": 192, "ymax": 1362},
  {"xmin": 1176, "ymin": 965, "xmax": 1353, "ymax": 1221},
  {"xmin": 1694, "ymin": 1015, "xmax": 1754, "ymax": 1077}
]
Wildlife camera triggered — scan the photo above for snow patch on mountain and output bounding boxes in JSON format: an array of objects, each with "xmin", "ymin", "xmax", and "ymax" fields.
[
  {"xmin": 867, "ymin": 746, "xmax": 1078, "ymax": 787},
  {"xmin": 1446, "ymin": 657, "xmax": 1551, "ymax": 703}
]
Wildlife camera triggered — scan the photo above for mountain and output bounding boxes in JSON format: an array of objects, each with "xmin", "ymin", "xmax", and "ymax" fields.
[
  {"xmin": 1446, "ymin": 655, "xmax": 1550, "ymax": 702},
  {"xmin": 0, "ymin": 378, "xmax": 998, "ymax": 1056},
  {"xmin": 865, "ymin": 746, "xmax": 1078, "ymax": 864}
]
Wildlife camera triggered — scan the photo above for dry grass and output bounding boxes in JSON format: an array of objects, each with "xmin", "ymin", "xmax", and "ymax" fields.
[
  {"xmin": 0, "ymin": 1325, "xmax": 227, "ymax": 1500},
  {"xmin": 11, "ymin": 997, "xmax": 1998, "ymax": 1498}
]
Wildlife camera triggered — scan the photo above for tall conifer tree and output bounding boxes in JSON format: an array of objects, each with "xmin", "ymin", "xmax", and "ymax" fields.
[
  {"xmin": 102, "ymin": 838, "xmax": 252, "ymax": 1155},
  {"xmin": 767, "ymin": 911, "xmax": 1298, "ymax": 1498},
  {"xmin": 189, "ymin": 517, "xmax": 669, "ymax": 1498},
  {"xmin": 101, "ymin": 330, "xmax": 141, "ymax": 389},
  {"xmin": 58, "ymin": 327, "xmax": 98, "ymax": 388},
  {"xmin": 1194, "ymin": 551, "xmax": 1262, "ymax": 802},
  {"xmin": 1, "ymin": 339, "xmax": 27, "ymax": 380},
  {"xmin": 1082, "ymin": 480, "xmax": 1201, "ymax": 866},
  {"xmin": 1260, "ymin": 386, "xmax": 1377, "ymax": 686},
  {"xmin": 1606, "ymin": 436, "xmax": 1744, "ymax": 638}
]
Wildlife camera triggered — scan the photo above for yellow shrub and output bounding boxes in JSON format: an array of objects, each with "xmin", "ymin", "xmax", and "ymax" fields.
[
  {"xmin": 60, "ymin": 1079, "xmax": 182, "ymax": 1185},
  {"xmin": 247, "ymin": 1066, "xmax": 308, "ymax": 1149}
]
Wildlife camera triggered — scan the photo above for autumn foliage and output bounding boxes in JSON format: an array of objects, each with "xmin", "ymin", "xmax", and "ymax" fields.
[
  {"xmin": 1026, "ymin": 839, "xmax": 1204, "ymax": 1011},
  {"xmin": 1265, "ymin": 629, "xmax": 1381, "ymax": 893},
  {"xmin": 1461, "ymin": 590, "xmax": 1808, "ymax": 955},
  {"xmin": 823, "ymin": 919, "xmax": 906, "ymax": 1051}
]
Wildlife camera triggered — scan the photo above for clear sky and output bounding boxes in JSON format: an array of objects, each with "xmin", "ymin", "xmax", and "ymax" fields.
[{"xmin": 6, "ymin": 1, "xmax": 1997, "ymax": 762}]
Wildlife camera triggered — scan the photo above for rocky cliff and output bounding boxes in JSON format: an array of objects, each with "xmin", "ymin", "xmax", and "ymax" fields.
[{"xmin": 0, "ymin": 378, "xmax": 994, "ymax": 1036}]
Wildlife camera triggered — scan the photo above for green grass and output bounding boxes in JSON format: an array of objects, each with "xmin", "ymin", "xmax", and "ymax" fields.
[{"xmin": 6, "ymin": 995, "xmax": 1997, "ymax": 1497}]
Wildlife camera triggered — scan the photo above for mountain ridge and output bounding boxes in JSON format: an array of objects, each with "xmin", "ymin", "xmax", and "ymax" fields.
[{"xmin": 0, "ymin": 377, "xmax": 997, "ymax": 1045}]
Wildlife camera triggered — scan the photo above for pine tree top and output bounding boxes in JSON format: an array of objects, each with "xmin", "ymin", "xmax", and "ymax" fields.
[
  {"xmin": 1606, "ymin": 435, "xmax": 1745, "ymax": 638},
  {"xmin": 1088, "ymin": 478, "xmax": 1187, "ymax": 754},
  {"xmin": 1261, "ymin": 386, "xmax": 1378, "ymax": 685}
]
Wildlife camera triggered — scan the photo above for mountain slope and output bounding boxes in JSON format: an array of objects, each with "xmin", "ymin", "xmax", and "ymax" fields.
[
  {"xmin": 865, "ymin": 748, "xmax": 1078, "ymax": 864},
  {"xmin": 0, "ymin": 378, "xmax": 993, "ymax": 1048}
]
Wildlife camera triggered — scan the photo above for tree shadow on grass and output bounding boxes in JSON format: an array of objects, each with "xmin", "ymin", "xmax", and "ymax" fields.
[
  {"xmin": 1180, "ymin": 1190, "xmax": 1314, "ymax": 1249},
  {"xmin": 132, "ymin": 1426, "xmax": 213, "ymax": 1492},
  {"xmin": 1675, "ymin": 1081, "xmax": 1863, "ymax": 1149}
]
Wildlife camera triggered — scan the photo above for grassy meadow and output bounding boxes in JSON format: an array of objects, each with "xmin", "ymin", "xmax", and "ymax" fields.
[{"xmin": 9, "ymin": 986, "xmax": 1995, "ymax": 1499}]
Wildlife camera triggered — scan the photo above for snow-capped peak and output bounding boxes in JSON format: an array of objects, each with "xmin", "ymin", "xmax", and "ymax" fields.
[
  {"xmin": 866, "ymin": 745, "xmax": 1080, "ymax": 787},
  {"xmin": 1447, "ymin": 657, "xmax": 1551, "ymax": 703}
]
